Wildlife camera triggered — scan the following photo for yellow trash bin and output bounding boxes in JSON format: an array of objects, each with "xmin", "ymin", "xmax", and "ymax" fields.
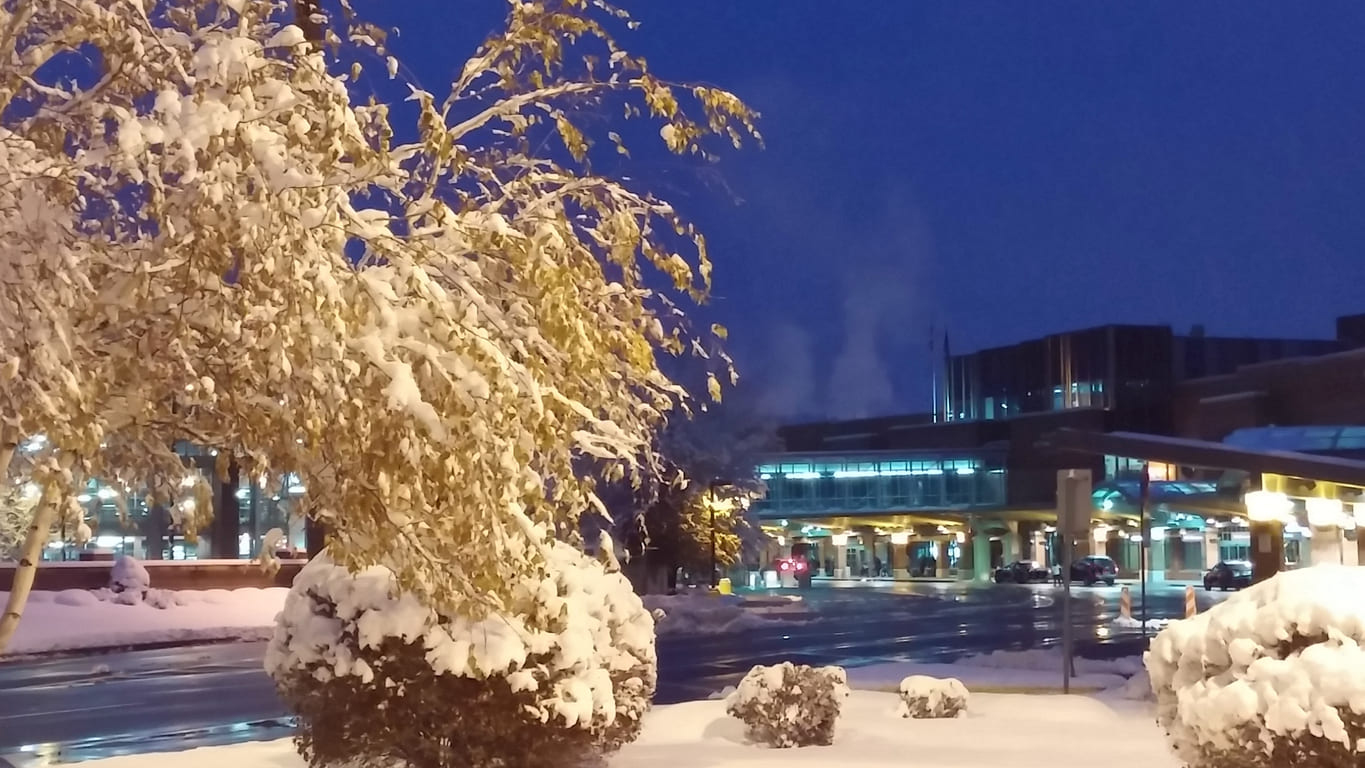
[{"xmin": 717, "ymin": 577, "xmax": 733, "ymax": 595}]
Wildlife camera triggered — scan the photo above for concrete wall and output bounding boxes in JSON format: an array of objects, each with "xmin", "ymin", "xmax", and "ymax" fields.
[
  {"xmin": 0, "ymin": 559, "xmax": 305, "ymax": 592},
  {"xmin": 1174, "ymin": 348, "xmax": 1365, "ymax": 440}
]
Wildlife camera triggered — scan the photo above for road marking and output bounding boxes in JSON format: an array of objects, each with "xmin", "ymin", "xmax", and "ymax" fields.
[{"xmin": 0, "ymin": 703, "xmax": 129, "ymax": 722}]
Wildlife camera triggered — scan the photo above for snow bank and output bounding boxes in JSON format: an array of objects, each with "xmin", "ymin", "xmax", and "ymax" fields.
[
  {"xmin": 1147, "ymin": 565, "xmax": 1365, "ymax": 766},
  {"xmin": 956, "ymin": 647, "xmax": 1144, "ymax": 676},
  {"xmin": 77, "ymin": 689, "xmax": 1180, "ymax": 768},
  {"xmin": 643, "ymin": 592, "xmax": 807, "ymax": 636},
  {"xmin": 846, "ymin": 659, "xmax": 1127, "ymax": 693},
  {"xmin": 1, "ymin": 587, "xmax": 286, "ymax": 656}
]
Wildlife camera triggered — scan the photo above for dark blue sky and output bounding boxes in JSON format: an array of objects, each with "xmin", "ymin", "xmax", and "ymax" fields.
[{"xmin": 379, "ymin": 2, "xmax": 1365, "ymax": 421}]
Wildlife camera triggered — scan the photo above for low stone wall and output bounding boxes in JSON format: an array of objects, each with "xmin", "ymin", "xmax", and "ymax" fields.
[{"xmin": 0, "ymin": 559, "xmax": 306, "ymax": 592}]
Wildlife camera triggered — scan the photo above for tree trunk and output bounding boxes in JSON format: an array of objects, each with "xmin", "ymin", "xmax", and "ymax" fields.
[
  {"xmin": 211, "ymin": 460, "xmax": 241, "ymax": 559},
  {"xmin": 295, "ymin": 0, "xmax": 331, "ymax": 563},
  {"xmin": 0, "ymin": 438, "xmax": 63, "ymax": 655},
  {"xmin": 0, "ymin": 496, "xmax": 56, "ymax": 654}
]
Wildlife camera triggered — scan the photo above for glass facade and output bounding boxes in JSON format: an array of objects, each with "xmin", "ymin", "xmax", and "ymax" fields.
[
  {"xmin": 752, "ymin": 453, "xmax": 1007, "ymax": 518},
  {"xmin": 14, "ymin": 441, "xmax": 309, "ymax": 562}
]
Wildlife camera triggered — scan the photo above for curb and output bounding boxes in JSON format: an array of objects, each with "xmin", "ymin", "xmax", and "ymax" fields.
[
  {"xmin": 854, "ymin": 683, "xmax": 1107, "ymax": 696},
  {"xmin": 0, "ymin": 635, "xmax": 267, "ymax": 664}
]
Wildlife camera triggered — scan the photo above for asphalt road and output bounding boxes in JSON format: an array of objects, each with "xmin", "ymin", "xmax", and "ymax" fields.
[{"xmin": 0, "ymin": 580, "xmax": 1225, "ymax": 763}]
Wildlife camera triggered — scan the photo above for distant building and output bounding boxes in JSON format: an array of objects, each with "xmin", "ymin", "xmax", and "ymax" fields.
[
  {"xmin": 937, "ymin": 323, "xmax": 1344, "ymax": 431},
  {"xmin": 750, "ymin": 315, "xmax": 1365, "ymax": 585}
]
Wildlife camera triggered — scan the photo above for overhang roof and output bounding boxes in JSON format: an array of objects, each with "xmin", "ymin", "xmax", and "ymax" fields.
[{"xmin": 1038, "ymin": 429, "xmax": 1365, "ymax": 489}]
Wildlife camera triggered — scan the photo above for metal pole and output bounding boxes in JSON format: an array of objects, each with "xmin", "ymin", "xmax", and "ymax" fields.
[
  {"xmin": 1140, "ymin": 465, "xmax": 1150, "ymax": 640},
  {"xmin": 709, "ymin": 499, "xmax": 717, "ymax": 588},
  {"xmin": 1060, "ymin": 474, "xmax": 1074, "ymax": 694}
]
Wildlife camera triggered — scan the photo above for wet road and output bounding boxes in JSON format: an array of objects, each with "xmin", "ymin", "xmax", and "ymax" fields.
[{"xmin": 0, "ymin": 580, "xmax": 1225, "ymax": 762}]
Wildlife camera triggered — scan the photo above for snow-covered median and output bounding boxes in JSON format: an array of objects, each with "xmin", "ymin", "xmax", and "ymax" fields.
[
  {"xmin": 643, "ymin": 592, "xmax": 809, "ymax": 636},
  {"xmin": 1, "ymin": 587, "xmax": 287, "ymax": 656},
  {"xmin": 2, "ymin": 586, "xmax": 801, "ymax": 656},
  {"xmin": 846, "ymin": 647, "xmax": 1143, "ymax": 694},
  {"xmin": 73, "ymin": 689, "xmax": 1177, "ymax": 768}
]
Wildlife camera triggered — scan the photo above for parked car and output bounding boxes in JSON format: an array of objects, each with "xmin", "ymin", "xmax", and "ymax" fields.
[
  {"xmin": 1071, "ymin": 555, "xmax": 1117, "ymax": 586},
  {"xmin": 993, "ymin": 560, "xmax": 1049, "ymax": 584},
  {"xmin": 1203, "ymin": 560, "xmax": 1252, "ymax": 591}
]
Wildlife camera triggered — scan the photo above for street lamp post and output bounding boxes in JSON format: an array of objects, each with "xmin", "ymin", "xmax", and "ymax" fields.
[{"xmin": 708, "ymin": 480, "xmax": 722, "ymax": 588}]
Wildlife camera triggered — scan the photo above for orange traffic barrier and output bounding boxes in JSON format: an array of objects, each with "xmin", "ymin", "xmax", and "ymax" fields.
[
  {"xmin": 1184, "ymin": 585, "xmax": 1197, "ymax": 618},
  {"xmin": 1119, "ymin": 586, "xmax": 1133, "ymax": 621}
]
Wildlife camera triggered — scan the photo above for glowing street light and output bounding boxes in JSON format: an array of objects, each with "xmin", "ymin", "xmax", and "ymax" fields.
[
  {"xmin": 1305, "ymin": 497, "xmax": 1344, "ymax": 529},
  {"xmin": 1244, "ymin": 490, "xmax": 1293, "ymax": 523}
]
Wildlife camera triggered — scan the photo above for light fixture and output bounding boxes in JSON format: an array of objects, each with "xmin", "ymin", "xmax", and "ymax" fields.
[
  {"xmin": 890, "ymin": 532, "xmax": 909, "ymax": 545},
  {"xmin": 1092, "ymin": 525, "xmax": 1109, "ymax": 543},
  {"xmin": 1305, "ymin": 498, "xmax": 1343, "ymax": 529},
  {"xmin": 955, "ymin": 531, "xmax": 966, "ymax": 544},
  {"xmin": 830, "ymin": 533, "xmax": 849, "ymax": 546},
  {"xmin": 776, "ymin": 535, "xmax": 786, "ymax": 546},
  {"xmin": 1245, "ymin": 490, "xmax": 1294, "ymax": 523}
]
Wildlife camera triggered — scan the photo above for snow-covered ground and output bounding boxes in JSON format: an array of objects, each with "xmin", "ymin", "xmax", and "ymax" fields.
[
  {"xmin": 77, "ymin": 689, "xmax": 1176, "ymax": 768},
  {"xmin": 844, "ymin": 647, "xmax": 1144, "ymax": 693},
  {"xmin": 643, "ymin": 591, "xmax": 809, "ymax": 635},
  {"xmin": 0, "ymin": 588, "xmax": 288, "ymax": 656}
]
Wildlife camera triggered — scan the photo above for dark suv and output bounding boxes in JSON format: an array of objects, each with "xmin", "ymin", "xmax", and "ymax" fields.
[
  {"xmin": 1071, "ymin": 555, "xmax": 1117, "ymax": 586},
  {"xmin": 994, "ymin": 560, "xmax": 1049, "ymax": 584},
  {"xmin": 1203, "ymin": 560, "xmax": 1252, "ymax": 591}
]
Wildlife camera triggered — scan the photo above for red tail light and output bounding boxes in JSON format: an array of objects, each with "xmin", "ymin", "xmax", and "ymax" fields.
[
  {"xmin": 779, "ymin": 560, "xmax": 791, "ymax": 571},
  {"xmin": 795, "ymin": 561, "xmax": 807, "ymax": 571}
]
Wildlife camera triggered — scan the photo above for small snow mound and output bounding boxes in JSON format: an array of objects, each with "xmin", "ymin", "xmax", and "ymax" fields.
[
  {"xmin": 724, "ymin": 662, "xmax": 849, "ymax": 748},
  {"xmin": 898, "ymin": 675, "xmax": 968, "ymax": 719},
  {"xmin": 708, "ymin": 685, "xmax": 737, "ymax": 701},
  {"xmin": 53, "ymin": 589, "xmax": 99, "ymax": 607},
  {"xmin": 109, "ymin": 556, "xmax": 150, "ymax": 593},
  {"xmin": 1147, "ymin": 565, "xmax": 1365, "ymax": 767},
  {"xmin": 1111, "ymin": 669, "xmax": 1154, "ymax": 701},
  {"xmin": 1113, "ymin": 615, "xmax": 1170, "ymax": 632}
]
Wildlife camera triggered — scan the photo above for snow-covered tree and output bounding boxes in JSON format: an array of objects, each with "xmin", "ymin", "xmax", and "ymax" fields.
[
  {"xmin": 616, "ymin": 393, "xmax": 777, "ymax": 588},
  {"xmin": 0, "ymin": 0, "xmax": 757, "ymax": 650}
]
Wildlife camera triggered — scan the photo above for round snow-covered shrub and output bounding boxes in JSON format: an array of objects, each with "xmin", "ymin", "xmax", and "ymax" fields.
[
  {"xmin": 898, "ymin": 675, "xmax": 968, "ymax": 719},
  {"xmin": 109, "ymin": 556, "xmax": 150, "ymax": 594},
  {"xmin": 724, "ymin": 662, "xmax": 849, "ymax": 747},
  {"xmin": 1146, "ymin": 565, "xmax": 1365, "ymax": 768},
  {"xmin": 265, "ymin": 540, "xmax": 656, "ymax": 768}
]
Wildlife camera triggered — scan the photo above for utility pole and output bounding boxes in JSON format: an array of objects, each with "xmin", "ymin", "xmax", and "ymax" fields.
[{"xmin": 1139, "ymin": 465, "xmax": 1150, "ymax": 640}]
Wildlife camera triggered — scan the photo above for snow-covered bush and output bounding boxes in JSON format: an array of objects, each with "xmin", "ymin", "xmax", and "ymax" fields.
[
  {"xmin": 725, "ymin": 662, "xmax": 849, "ymax": 748},
  {"xmin": 1146, "ymin": 566, "xmax": 1365, "ymax": 768},
  {"xmin": 898, "ymin": 675, "xmax": 968, "ymax": 719},
  {"xmin": 266, "ymin": 540, "xmax": 656, "ymax": 768},
  {"xmin": 109, "ymin": 556, "xmax": 150, "ymax": 594}
]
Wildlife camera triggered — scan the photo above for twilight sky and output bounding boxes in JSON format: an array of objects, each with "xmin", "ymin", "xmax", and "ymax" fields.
[{"xmin": 380, "ymin": 2, "xmax": 1365, "ymax": 422}]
